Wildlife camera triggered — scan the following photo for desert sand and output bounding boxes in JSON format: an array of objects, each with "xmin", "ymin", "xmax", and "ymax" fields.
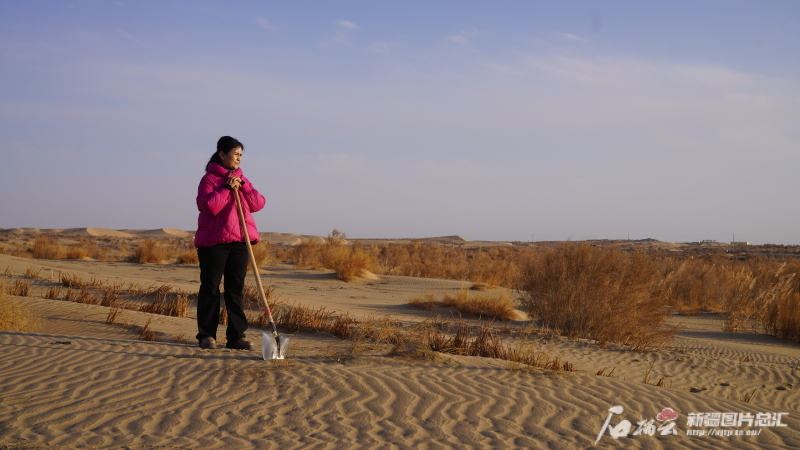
[{"xmin": 1, "ymin": 231, "xmax": 800, "ymax": 449}]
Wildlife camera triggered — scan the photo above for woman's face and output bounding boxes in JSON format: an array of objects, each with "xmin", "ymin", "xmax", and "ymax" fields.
[{"xmin": 218, "ymin": 147, "xmax": 243, "ymax": 170}]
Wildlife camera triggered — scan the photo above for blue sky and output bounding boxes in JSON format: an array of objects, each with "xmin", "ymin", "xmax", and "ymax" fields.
[{"xmin": 1, "ymin": 1, "xmax": 799, "ymax": 244}]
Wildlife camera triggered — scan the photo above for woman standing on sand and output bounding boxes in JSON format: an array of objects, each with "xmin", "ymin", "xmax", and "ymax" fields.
[{"xmin": 194, "ymin": 136, "xmax": 266, "ymax": 350}]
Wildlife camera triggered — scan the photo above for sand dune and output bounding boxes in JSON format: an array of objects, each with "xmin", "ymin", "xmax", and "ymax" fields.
[
  {"xmin": 2, "ymin": 250, "xmax": 800, "ymax": 448},
  {"xmin": 122, "ymin": 228, "xmax": 192, "ymax": 238}
]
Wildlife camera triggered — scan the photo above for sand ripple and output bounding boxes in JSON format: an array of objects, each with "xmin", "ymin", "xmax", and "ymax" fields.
[{"xmin": 2, "ymin": 332, "xmax": 800, "ymax": 449}]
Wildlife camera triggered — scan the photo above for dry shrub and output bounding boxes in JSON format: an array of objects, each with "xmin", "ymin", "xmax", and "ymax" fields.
[
  {"xmin": 24, "ymin": 267, "xmax": 41, "ymax": 278},
  {"xmin": 329, "ymin": 312, "xmax": 357, "ymax": 339},
  {"xmin": 60, "ymin": 272, "xmax": 87, "ymax": 289},
  {"xmin": 762, "ymin": 292, "xmax": 800, "ymax": 342},
  {"xmin": 370, "ymin": 242, "xmax": 526, "ymax": 287},
  {"xmin": 130, "ymin": 239, "xmax": 169, "ymax": 264},
  {"xmin": 177, "ymin": 248, "xmax": 199, "ymax": 265},
  {"xmin": 519, "ymin": 242, "xmax": 675, "ymax": 350},
  {"xmin": 323, "ymin": 244, "xmax": 372, "ymax": 281},
  {"xmin": 7, "ymin": 279, "xmax": 30, "ymax": 297},
  {"xmin": 64, "ymin": 246, "xmax": 88, "ymax": 259},
  {"xmin": 293, "ymin": 241, "xmax": 325, "ymax": 269},
  {"xmin": 291, "ymin": 230, "xmax": 372, "ymax": 281},
  {"xmin": 31, "ymin": 236, "xmax": 63, "ymax": 259},
  {"xmin": 45, "ymin": 286, "xmax": 60, "ymax": 300},
  {"xmin": 3, "ymin": 265, "xmax": 12, "ymax": 276},
  {"xmin": 724, "ymin": 262, "xmax": 798, "ymax": 336},
  {"xmin": 250, "ymin": 242, "xmax": 274, "ymax": 267},
  {"xmin": 0, "ymin": 285, "xmax": 42, "ymax": 332}
]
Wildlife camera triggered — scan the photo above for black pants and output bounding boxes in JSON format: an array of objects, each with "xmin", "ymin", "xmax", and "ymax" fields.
[{"xmin": 196, "ymin": 242, "xmax": 249, "ymax": 343}]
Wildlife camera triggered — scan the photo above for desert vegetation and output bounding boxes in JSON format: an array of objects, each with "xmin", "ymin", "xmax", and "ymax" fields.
[
  {"xmin": 3, "ymin": 230, "xmax": 800, "ymax": 349},
  {"xmin": 410, "ymin": 289, "xmax": 517, "ymax": 321},
  {"xmin": 518, "ymin": 242, "xmax": 676, "ymax": 350},
  {"xmin": 0, "ymin": 283, "xmax": 42, "ymax": 332}
]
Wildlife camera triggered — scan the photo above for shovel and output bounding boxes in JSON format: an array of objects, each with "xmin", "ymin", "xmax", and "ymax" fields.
[{"xmin": 234, "ymin": 187, "xmax": 289, "ymax": 360}]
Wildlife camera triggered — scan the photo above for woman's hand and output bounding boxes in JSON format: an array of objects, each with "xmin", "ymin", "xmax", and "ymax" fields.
[{"xmin": 226, "ymin": 176, "xmax": 242, "ymax": 190}]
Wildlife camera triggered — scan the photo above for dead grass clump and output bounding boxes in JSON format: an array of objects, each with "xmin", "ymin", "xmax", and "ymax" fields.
[
  {"xmin": 31, "ymin": 236, "xmax": 63, "ymax": 259},
  {"xmin": 100, "ymin": 283, "xmax": 124, "ymax": 307},
  {"xmin": 243, "ymin": 282, "xmax": 282, "ymax": 311},
  {"xmin": 73, "ymin": 288, "xmax": 100, "ymax": 305},
  {"xmin": 0, "ymin": 285, "xmax": 42, "ymax": 332},
  {"xmin": 410, "ymin": 318, "xmax": 575, "ymax": 372},
  {"xmin": 276, "ymin": 303, "xmax": 335, "ymax": 333},
  {"xmin": 60, "ymin": 272, "xmax": 87, "ymax": 289},
  {"xmin": 143, "ymin": 331, "xmax": 158, "ymax": 341},
  {"xmin": 410, "ymin": 289, "xmax": 517, "ymax": 321},
  {"xmin": 519, "ymin": 242, "xmax": 675, "ymax": 350},
  {"xmin": 7, "ymin": 279, "xmax": 30, "ymax": 297},
  {"xmin": 140, "ymin": 292, "xmax": 189, "ymax": 318},
  {"xmin": 45, "ymin": 286, "xmax": 61, "ymax": 300},
  {"xmin": 409, "ymin": 293, "xmax": 438, "ymax": 310},
  {"xmin": 24, "ymin": 267, "xmax": 41, "ymax": 278},
  {"xmin": 106, "ymin": 307, "xmax": 124, "ymax": 325},
  {"xmin": 139, "ymin": 317, "xmax": 152, "ymax": 335},
  {"xmin": 130, "ymin": 239, "xmax": 169, "ymax": 264},
  {"xmin": 329, "ymin": 313, "xmax": 357, "ymax": 339}
]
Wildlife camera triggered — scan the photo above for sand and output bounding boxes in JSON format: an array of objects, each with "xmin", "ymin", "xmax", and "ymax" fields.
[{"xmin": 1, "ymin": 249, "xmax": 800, "ymax": 449}]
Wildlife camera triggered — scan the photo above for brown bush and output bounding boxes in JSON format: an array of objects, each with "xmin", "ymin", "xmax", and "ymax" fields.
[
  {"xmin": 31, "ymin": 236, "xmax": 63, "ymax": 259},
  {"xmin": 519, "ymin": 242, "xmax": 675, "ymax": 350},
  {"xmin": 130, "ymin": 239, "xmax": 169, "ymax": 264},
  {"xmin": 323, "ymin": 244, "xmax": 372, "ymax": 281},
  {"xmin": 177, "ymin": 248, "xmax": 199, "ymax": 265},
  {"xmin": 250, "ymin": 242, "xmax": 275, "ymax": 267},
  {"xmin": 64, "ymin": 246, "xmax": 88, "ymax": 259}
]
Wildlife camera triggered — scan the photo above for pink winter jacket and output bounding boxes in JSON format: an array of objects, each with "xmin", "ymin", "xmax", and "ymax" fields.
[{"xmin": 194, "ymin": 162, "xmax": 266, "ymax": 248}]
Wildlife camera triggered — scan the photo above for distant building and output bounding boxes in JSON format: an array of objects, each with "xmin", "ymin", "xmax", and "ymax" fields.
[
  {"xmin": 701, "ymin": 240, "xmax": 717, "ymax": 244},
  {"xmin": 731, "ymin": 241, "xmax": 750, "ymax": 246}
]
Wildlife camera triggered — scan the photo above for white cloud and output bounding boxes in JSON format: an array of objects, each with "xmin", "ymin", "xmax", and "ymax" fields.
[
  {"xmin": 337, "ymin": 20, "xmax": 359, "ymax": 30},
  {"xmin": 446, "ymin": 35, "xmax": 468, "ymax": 45},
  {"xmin": 554, "ymin": 32, "xmax": 587, "ymax": 42},
  {"xmin": 256, "ymin": 17, "xmax": 276, "ymax": 31},
  {"xmin": 370, "ymin": 41, "xmax": 393, "ymax": 53}
]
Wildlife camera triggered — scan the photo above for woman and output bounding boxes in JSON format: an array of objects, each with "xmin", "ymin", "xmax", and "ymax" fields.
[{"xmin": 195, "ymin": 136, "xmax": 266, "ymax": 350}]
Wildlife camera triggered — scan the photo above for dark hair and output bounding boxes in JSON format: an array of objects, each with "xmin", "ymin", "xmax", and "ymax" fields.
[{"xmin": 206, "ymin": 136, "xmax": 245, "ymax": 171}]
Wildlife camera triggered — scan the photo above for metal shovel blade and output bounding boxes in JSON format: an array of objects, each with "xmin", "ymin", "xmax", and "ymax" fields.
[{"xmin": 262, "ymin": 332, "xmax": 289, "ymax": 360}]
